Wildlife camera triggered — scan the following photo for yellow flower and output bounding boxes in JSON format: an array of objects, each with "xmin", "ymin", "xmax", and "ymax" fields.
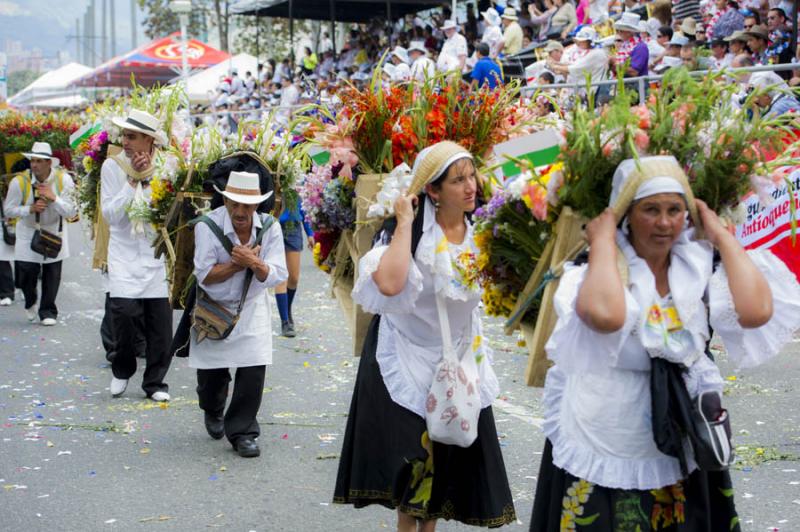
[
  {"xmin": 150, "ymin": 177, "xmax": 166, "ymax": 203},
  {"xmin": 82, "ymin": 156, "xmax": 93, "ymax": 172}
]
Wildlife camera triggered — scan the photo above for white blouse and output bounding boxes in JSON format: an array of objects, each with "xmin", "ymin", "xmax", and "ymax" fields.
[
  {"xmin": 543, "ymin": 228, "xmax": 800, "ymax": 490},
  {"xmin": 351, "ymin": 198, "xmax": 500, "ymax": 418}
]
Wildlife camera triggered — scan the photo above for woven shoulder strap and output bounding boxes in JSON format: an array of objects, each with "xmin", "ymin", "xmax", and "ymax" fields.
[{"xmin": 190, "ymin": 215, "xmax": 234, "ymax": 255}]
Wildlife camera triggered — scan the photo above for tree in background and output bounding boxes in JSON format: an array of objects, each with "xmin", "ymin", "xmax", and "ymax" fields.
[
  {"xmin": 7, "ymin": 70, "xmax": 39, "ymax": 97},
  {"xmin": 138, "ymin": 0, "xmax": 232, "ymax": 52}
]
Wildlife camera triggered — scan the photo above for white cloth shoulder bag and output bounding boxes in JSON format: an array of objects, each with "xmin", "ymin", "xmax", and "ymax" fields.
[{"xmin": 425, "ymin": 293, "xmax": 481, "ymax": 448}]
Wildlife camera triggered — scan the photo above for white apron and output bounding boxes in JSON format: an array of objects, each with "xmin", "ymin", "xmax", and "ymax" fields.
[{"xmin": 188, "ymin": 291, "xmax": 274, "ymax": 369}]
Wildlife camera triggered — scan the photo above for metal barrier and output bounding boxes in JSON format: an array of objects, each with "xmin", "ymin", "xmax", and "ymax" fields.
[{"xmin": 520, "ymin": 62, "xmax": 800, "ymax": 104}]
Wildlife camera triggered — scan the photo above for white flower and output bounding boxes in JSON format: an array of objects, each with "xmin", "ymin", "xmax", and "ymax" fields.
[
  {"xmin": 367, "ymin": 163, "xmax": 413, "ymax": 218},
  {"xmin": 505, "ymin": 172, "xmax": 530, "ymax": 199}
]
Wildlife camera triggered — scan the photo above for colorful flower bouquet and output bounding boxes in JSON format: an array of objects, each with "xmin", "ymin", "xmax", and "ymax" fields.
[
  {"xmin": 0, "ymin": 112, "xmax": 79, "ymax": 155},
  {"xmin": 474, "ymin": 163, "xmax": 561, "ymax": 324}
]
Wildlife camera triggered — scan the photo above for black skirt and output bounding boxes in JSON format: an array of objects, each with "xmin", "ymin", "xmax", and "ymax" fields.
[
  {"xmin": 530, "ymin": 440, "xmax": 741, "ymax": 531},
  {"xmin": 333, "ymin": 316, "xmax": 517, "ymax": 528}
]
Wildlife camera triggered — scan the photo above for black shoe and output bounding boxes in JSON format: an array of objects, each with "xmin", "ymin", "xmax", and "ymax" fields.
[
  {"xmin": 234, "ymin": 438, "xmax": 260, "ymax": 458},
  {"xmin": 281, "ymin": 320, "xmax": 296, "ymax": 338},
  {"xmin": 204, "ymin": 413, "xmax": 224, "ymax": 440}
]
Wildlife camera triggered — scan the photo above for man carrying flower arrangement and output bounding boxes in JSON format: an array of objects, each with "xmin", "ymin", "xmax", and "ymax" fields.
[
  {"xmin": 188, "ymin": 171, "xmax": 287, "ymax": 458},
  {"xmin": 3, "ymin": 142, "xmax": 76, "ymax": 326},
  {"xmin": 100, "ymin": 109, "xmax": 173, "ymax": 403}
]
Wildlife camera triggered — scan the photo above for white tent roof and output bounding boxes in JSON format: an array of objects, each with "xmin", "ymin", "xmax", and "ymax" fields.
[
  {"xmin": 28, "ymin": 94, "xmax": 89, "ymax": 109},
  {"xmin": 184, "ymin": 53, "xmax": 258, "ymax": 104},
  {"xmin": 8, "ymin": 63, "xmax": 93, "ymax": 107}
]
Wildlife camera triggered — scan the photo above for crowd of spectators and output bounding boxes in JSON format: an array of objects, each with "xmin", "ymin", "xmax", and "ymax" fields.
[{"xmin": 194, "ymin": 0, "xmax": 800, "ymax": 128}]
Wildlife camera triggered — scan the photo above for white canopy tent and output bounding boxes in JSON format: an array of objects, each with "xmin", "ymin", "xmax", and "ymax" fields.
[
  {"xmin": 8, "ymin": 62, "xmax": 92, "ymax": 108},
  {"xmin": 28, "ymin": 94, "xmax": 89, "ymax": 109},
  {"xmin": 183, "ymin": 53, "xmax": 258, "ymax": 104}
]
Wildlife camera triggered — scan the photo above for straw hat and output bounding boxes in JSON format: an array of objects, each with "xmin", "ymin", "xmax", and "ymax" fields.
[
  {"xmin": 544, "ymin": 40, "xmax": 564, "ymax": 53},
  {"xmin": 440, "ymin": 19, "xmax": 459, "ymax": 31},
  {"xmin": 408, "ymin": 40, "xmax": 427, "ymax": 54},
  {"xmin": 724, "ymin": 30, "xmax": 748, "ymax": 43},
  {"xmin": 609, "ymin": 156, "xmax": 699, "ymax": 227},
  {"xmin": 213, "ymin": 171, "xmax": 273, "ymax": 205},
  {"xmin": 573, "ymin": 26, "xmax": 598, "ymax": 42},
  {"xmin": 744, "ymin": 24, "xmax": 769, "ymax": 41},
  {"xmin": 501, "ymin": 7, "xmax": 518, "ymax": 21},
  {"xmin": 614, "ymin": 12, "xmax": 642, "ymax": 32},
  {"xmin": 391, "ymin": 45, "xmax": 410, "ymax": 64},
  {"xmin": 406, "ymin": 141, "xmax": 473, "ymax": 197},
  {"xmin": 23, "ymin": 141, "xmax": 59, "ymax": 163},
  {"xmin": 112, "ymin": 109, "xmax": 168, "ymax": 146},
  {"xmin": 482, "ymin": 7, "xmax": 501, "ymax": 26},
  {"xmin": 679, "ymin": 17, "xmax": 697, "ymax": 36}
]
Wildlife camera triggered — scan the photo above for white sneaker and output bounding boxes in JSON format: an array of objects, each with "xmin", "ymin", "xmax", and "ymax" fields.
[
  {"xmin": 150, "ymin": 391, "xmax": 170, "ymax": 402},
  {"xmin": 25, "ymin": 307, "xmax": 37, "ymax": 321},
  {"xmin": 0, "ymin": 297, "xmax": 11, "ymax": 306},
  {"xmin": 110, "ymin": 377, "xmax": 128, "ymax": 397},
  {"xmin": 41, "ymin": 318, "xmax": 57, "ymax": 326}
]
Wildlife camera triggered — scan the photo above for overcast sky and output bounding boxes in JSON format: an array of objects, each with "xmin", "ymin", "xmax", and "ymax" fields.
[{"xmin": 1, "ymin": 0, "xmax": 145, "ymax": 60}]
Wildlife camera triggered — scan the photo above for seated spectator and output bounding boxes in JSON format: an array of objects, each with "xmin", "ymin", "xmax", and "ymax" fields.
[
  {"xmin": 744, "ymin": 24, "xmax": 771, "ymax": 65},
  {"xmin": 707, "ymin": 0, "xmax": 744, "ymax": 40},
  {"xmin": 749, "ymin": 71, "xmax": 800, "ymax": 117},
  {"xmin": 611, "ymin": 12, "xmax": 649, "ymax": 77},
  {"xmin": 301, "ymin": 47, "xmax": 319, "ymax": 75},
  {"xmin": 500, "ymin": 7, "xmax": 525, "ymax": 55},
  {"xmin": 548, "ymin": 0, "xmax": 578, "ymax": 40},
  {"xmin": 525, "ymin": 40, "xmax": 566, "ymax": 85},
  {"xmin": 546, "ymin": 27, "xmax": 609, "ymax": 91},
  {"xmin": 679, "ymin": 40, "xmax": 702, "ymax": 69},
  {"xmin": 653, "ymin": 33, "xmax": 688, "ymax": 72},
  {"xmin": 470, "ymin": 42, "xmax": 504, "ymax": 88},
  {"xmin": 390, "ymin": 46, "xmax": 411, "ymax": 80},
  {"xmin": 709, "ymin": 38, "xmax": 734, "ymax": 69},
  {"xmin": 724, "ymin": 30, "xmax": 750, "ymax": 56},
  {"xmin": 528, "ymin": 0, "xmax": 558, "ymax": 42}
]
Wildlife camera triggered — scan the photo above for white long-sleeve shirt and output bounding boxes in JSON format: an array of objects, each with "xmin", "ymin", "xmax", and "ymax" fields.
[
  {"xmin": 100, "ymin": 157, "xmax": 168, "ymax": 299},
  {"xmin": 189, "ymin": 206, "xmax": 287, "ymax": 369},
  {"xmin": 3, "ymin": 168, "xmax": 76, "ymax": 264}
]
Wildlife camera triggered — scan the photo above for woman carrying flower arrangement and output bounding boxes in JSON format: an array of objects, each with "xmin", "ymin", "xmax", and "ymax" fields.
[
  {"xmin": 333, "ymin": 141, "xmax": 516, "ymax": 529},
  {"xmin": 529, "ymin": 156, "xmax": 800, "ymax": 530}
]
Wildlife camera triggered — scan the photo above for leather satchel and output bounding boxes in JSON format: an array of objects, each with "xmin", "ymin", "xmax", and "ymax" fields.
[
  {"xmin": 30, "ymin": 214, "xmax": 63, "ymax": 259},
  {"xmin": 0, "ymin": 198, "xmax": 14, "ymax": 246},
  {"xmin": 190, "ymin": 214, "xmax": 275, "ymax": 343}
]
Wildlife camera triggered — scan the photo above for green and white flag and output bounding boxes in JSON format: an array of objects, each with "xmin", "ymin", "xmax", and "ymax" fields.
[
  {"xmin": 69, "ymin": 121, "xmax": 102, "ymax": 150},
  {"xmin": 308, "ymin": 145, "xmax": 331, "ymax": 166},
  {"xmin": 493, "ymin": 129, "xmax": 561, "ymax": 182}
]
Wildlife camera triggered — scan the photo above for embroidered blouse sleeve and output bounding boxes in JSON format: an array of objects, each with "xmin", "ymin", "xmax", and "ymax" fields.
[
  {"xmin": 545, "ymin": 263, "xmax": 640, "ymax": 373},
  {"xmin": 351, "ymin": 244, "xmax": 424, "ymax": 315},
  {"xmin": 709, "ymin": 248, "xmax": 800, "ymax": 368}
]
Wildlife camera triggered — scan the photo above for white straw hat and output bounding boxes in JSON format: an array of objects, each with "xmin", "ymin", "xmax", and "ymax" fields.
[
  {"xmin": 501, "ymin": 7, "xmax": 518, "ymax": 21},
  {"xmin": 112, "ymin": 109, "xmax": 168, "ymax": 146},
  {"xmin": 440, "ymin": 19, "xmax": 459, "ymax": 31},
  {"xmin": 614, "ymin": 12, "xmax": 642, "ymax": 32},
  {"xmin": 213, "ymin": 171, "xmax": 273, "ymax": 205},
  {"xmin": 23, "ymin": 141, "xmax": 59, "ymax": 163}
]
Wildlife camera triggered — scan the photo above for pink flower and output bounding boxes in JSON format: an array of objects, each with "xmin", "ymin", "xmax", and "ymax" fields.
[
  {"xmin": 523, "ymin": 183, "xmax": 548, "ymax": 221},
  {"xmin": 632, "ymin": 105, "xmax": 651, "ymax": 129},
  {"xmin": 633, "ymin": 129, "xmax": 650, "ymax": 152}
]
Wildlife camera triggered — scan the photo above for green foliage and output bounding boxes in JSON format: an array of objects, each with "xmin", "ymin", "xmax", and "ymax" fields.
[
  {"xmin": 6, "ymin": 69, "xmax": 39, "ymax": 97},
  {"xmin": 138, "ymin": 0, "xmax": 209, "ymax": 41}
]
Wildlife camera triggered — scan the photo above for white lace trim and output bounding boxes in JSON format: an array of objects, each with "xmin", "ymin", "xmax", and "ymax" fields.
[
  {"xmin": 543, "ymin": 366, "xmax": 691, "ymax": 490},
  {"xmin": 351, "ymin": 245, "xmax": 425, "ymax": 315},
  {"xmin": 710, "ymin": 248, "xmax": 800, "ymax": 368},
  {"xmin": 414, "ymin": 196, "xmax": 481, "ymax": 302}
]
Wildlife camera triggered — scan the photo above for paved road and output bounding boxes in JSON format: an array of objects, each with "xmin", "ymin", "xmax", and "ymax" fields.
[{"xmin": 1, "ymin": 222, "xmax": 799, "ymax": 531}]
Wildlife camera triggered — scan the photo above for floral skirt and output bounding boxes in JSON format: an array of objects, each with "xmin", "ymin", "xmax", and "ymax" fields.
[
  {"xmin": 333, "ymin": 316, "xmax": 517, "ymax": 528},
  {"xmin": 530, "ymin": 440, "xmax": 741, "ymax": 532}
]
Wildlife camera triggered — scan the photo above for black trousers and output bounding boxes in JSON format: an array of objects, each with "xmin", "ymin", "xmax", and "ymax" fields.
[
  {"xmin": 109, "ymin": 297, "xmax": 173, "ymax": 396},
  {"xmin": 0, "ymin": 260, "xmax": 13, "ymax": 299},
  {"xmin": 196, "ymin": 365, "xmax": 266, "ymax": 445},
  {"xmin": 16, "ymin": 260, "xmax": 62, "ymax": 319},
  {"xmin": 102, "ymin": 293, "xmax": 147, "ymax": 359}
]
